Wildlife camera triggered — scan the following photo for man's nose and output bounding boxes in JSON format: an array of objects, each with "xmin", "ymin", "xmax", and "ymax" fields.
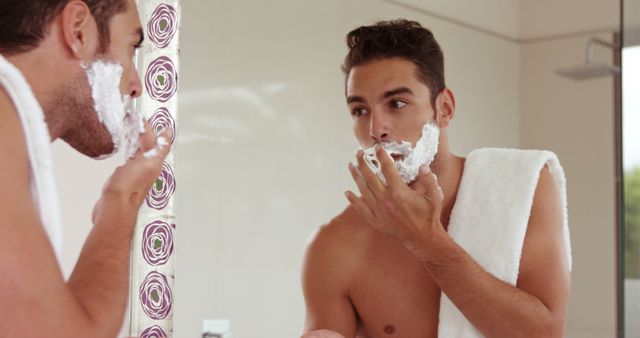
[
  {"xmin": 369, "ymin": 110, "xmax": 390, "ymax": 142},
  {"xmin": 129, "ymin": 70, "xmax": 143, "ymax": 98}
]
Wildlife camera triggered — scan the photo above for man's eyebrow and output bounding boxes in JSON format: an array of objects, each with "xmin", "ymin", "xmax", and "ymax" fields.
[
  {"xmin": 380, "ymin": 87, "xmax": 414, "ymax": 100},
  {"xmin": 134, "ymin": 27, "xmax": 144, "ymax": 46},
  {"xmin": 346, "ymin": 95, "xmax": 365, "ymax": 104},
  {"xmin": 346, "ymin": 87, "xmax": 414, "ymax": 104}
]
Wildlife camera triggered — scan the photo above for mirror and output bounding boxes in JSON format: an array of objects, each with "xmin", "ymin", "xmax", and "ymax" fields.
[
  {"xmin": 47, "ymin": 0, "xmax": 622, "ymax": 337},
  {"xmin": 169, "ymin": 1, "xmax": 621, "ymax": 337}
]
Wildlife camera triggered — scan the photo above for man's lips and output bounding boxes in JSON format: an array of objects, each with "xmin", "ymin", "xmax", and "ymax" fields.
[{"xmin": 390, "ymin": 154, "xmax": 405, "ymax": 161}]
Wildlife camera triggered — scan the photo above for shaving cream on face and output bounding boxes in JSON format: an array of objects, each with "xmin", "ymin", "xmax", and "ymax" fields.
[
  {"xmin": 83, "ymin": 60, "xmax": 145, "ymax": 159},
  {"xmin": 361, "ymin": 122, "xmax": 440, "ymax": 184},
  {"xmin": 122, "ymin": 95, "xmax": 145, "ymax": 158}
]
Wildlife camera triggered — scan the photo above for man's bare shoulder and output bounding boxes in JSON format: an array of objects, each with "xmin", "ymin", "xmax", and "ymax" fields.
[
  {"xmin": 302, "ymin": 206, "xmax": 375, "ymax": 282},
  {"xmin": 306, "ymin": 206, "xmax": 373, "ymax": 257},
  {"xmin": 302, "ymin": 208, "xmax": 364, "ymax": 337}
]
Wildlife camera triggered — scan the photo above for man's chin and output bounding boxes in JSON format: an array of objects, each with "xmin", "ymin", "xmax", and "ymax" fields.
[
  {"xmin": 63, "ymin": 136, "xmax": 117, "ymax": 160},
  {"xmin": 90, "ymin": 141, "xmax": 118, "ymax": 160}
]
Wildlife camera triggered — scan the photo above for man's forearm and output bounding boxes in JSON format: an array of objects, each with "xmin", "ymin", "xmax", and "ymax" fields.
[
  {"xmin": 67, "ymin": 197, "xmax": 139, "ymax": 336},
  {"xmin": 405, "ymin": 229, "xmax": 562, "ymax": 338}
]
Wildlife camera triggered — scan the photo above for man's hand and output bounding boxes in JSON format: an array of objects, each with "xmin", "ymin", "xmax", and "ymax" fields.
[
  {"xmin": 93, "ymin": 122, "xmax": 172, "ymax": 222},
  {"xmin": 345, "ymin": 146, "xmax": 444, "ymax": 246},
  {"xmin": 302, "ymin": 330, "xmax": 347, "ymax": 338},
  {"xmin": 69, "ymin": 122, "xmax": 173, "ymax": 336}
]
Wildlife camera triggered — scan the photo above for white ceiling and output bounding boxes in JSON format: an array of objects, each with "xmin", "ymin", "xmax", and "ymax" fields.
[
  {"xmin": 384, "ymin": 0, "xmax": 520, "ymax": 39},
  {"xmin": 388, "ymin": 0, "xmax": 620, "ymax": 41},
  {"xmin": 519, "ymin": 0, "xmax": 619, "ymax": 40}
]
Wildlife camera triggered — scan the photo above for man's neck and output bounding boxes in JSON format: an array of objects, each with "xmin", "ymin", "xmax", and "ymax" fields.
[
  {"xmin": 5, "ymin": 50, "xmax": 70, "ymax": 142},
  {"xmin": 431, "ymin": 149, "xmax": 465, "ymax": 229}
]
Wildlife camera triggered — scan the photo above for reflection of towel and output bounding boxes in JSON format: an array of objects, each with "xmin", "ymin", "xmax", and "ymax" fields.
[
  {"xmin": 438, "ymin": 148, "xmax": 571, "ymax": 338},
  {"xmin": 0, "ymin": 55, "xmax": 62, "ymax": 259}
]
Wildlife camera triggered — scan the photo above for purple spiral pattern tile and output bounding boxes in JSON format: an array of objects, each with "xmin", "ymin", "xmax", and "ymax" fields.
[
  {"xmin": 142, "ymin": 220, "xmax": 174, "ymax": 266},
  {"xmin": 135, "ymin": 1, "xmax": 180, "ymax": 333},
  {"xmin": 145, "ymin": 161, "xmax": 176, "ymax": 210},
  {"xmin": 147, "ymin": 4, "xmax": 178, "ymax": 48},
  {"xmin": 144, "ymin": 56, "xmax": 178, "ymax": 103},
  {"xmin": 140, "ymin": 325, "xmax": 168, "ymax": 338},
  {"xmin": 139, "ymin": 271, "xmax": 173, "ymax": 320},
  {"xmin": 149, "ymin": 107, "xmax": 176, "ymax": 144}
]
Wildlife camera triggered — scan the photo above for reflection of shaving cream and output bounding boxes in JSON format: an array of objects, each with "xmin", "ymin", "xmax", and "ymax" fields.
[
  {"xmin": 361, "ymin": 122, "xmax": 440, "ymax": 184},
  {"xmin": 84, "ymin": 60, "xmax": 144, "ymax": 159}
]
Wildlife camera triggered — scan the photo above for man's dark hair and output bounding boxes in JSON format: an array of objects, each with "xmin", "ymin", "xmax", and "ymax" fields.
[
  {"xmin": 342, "ymin": 19, "xmax": 446, "ymax": 107},
  {"xmin": 0, "ymin": 0, "xmax": 128, "ymax": 54}
]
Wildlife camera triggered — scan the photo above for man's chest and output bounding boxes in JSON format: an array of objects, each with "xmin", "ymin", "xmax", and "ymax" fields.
[{"xmin": 348, "ymin": 239, "xmax": 442, "ymax": 338}]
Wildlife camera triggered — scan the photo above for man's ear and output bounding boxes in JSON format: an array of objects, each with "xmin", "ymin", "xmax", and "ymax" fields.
[
  {"xmin": 59, "ymin": 0, "xmax": 99, "ymax": 59},
  {"xmin": 434, "ymin": 88, "xmax": 456, "ymax": 128}
]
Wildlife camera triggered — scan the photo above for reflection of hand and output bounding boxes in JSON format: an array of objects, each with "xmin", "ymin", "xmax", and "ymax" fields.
[
  {"xmin": 346, "ymin": 147, "xmax": 444, "ymax": 246},
  {"xmin": 93, "ymin": 122, "xmax": 172, "ymax": 222},
  {"xmin": 301, "ymin": 329, "xmax": 347, "ymax": 338}
]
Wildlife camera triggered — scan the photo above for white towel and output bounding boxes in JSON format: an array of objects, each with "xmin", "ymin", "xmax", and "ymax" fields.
[
  {"xmin": 438, "ymin": 148, "xmax": 571, "ymax": 337},
  {"xmin": 0, "ymin": 55, "xmax": 62, "ymax": 259}
]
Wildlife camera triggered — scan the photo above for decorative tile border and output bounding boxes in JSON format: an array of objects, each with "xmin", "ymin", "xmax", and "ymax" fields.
[{"xmin": 131, "ymin": 1, "xmax": 180, "ymax": 337}]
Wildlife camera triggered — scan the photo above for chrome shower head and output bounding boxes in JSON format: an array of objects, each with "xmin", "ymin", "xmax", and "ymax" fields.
[
  {"xmin": 555, "ymin": 37, "xmax": 620, "ymax": 81},
  {"xmin": 556, "ymin": 62, "xmax": 620, "ymax": 80}
]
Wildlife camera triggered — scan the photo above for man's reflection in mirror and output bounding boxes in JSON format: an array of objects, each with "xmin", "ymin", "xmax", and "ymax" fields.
[{"xmin": 301, "ymin": 20, "xmax": 571, "ymax": 338}]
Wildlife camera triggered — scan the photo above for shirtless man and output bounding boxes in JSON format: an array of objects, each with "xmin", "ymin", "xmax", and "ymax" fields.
[
  {"xmin": 0, "ymin": 1, "xmax": 170, "ymax": 336},
  {"xmin": 302, "ymin": 20, "xmax": 570, "ymax": 338}
]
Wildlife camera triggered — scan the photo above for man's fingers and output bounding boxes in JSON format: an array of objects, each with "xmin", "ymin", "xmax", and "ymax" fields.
[
  {"xmin": 345, "ymin": 190, "xmax": 376, "ymax": 222},
  {"xmin": 356, "ymin": 150, "xmax": 385, "ymax": 195},
  {"xmin": 412, "ymin": 165, "xmax": 443, "ymax": 200},
  {"xmin": 375, "ymin": 146, "xmax": 403, "ymax": 189},
  {"xmin": 302, "ymin": 330, "xmax": 346, "ymax": 338},
  {"xmin": 409, "ymin": 165, "xmax": 431, "ymax": 195},
  {"xmin": 349, "ymin": 162, "xmax": 378, "ymax": 208},
  {"xmin": 142, "ymin": 129, "xmax": 172, "ymax": 161},
  {"xmin": 127, "ymin": 129, "xmax": 173, "ymax": 204},
  {"xmin": 139, "ymin": 121, "xmax": 156, "ymax": 152},
  {"xmin": 158, "ymin": 132, "xmax": 172, "ymax": 159}
]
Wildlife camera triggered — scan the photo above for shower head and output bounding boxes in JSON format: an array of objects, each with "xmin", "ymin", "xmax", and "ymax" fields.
[
  {"xmin": 555, "ymin": 37, "xmax": 620, "ymax": 81},
  {"xmin": 555, "ymin": 62, "xmax": 620, "ymax": 80}
]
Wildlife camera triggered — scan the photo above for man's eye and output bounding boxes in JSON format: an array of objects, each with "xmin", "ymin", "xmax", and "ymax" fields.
[
  {"xmin": 352, "ymin": 107, "xmax": 368, "ymax": 118},
  {"xmin": 390, "ymin": 100, "xmax": 407, "ymax": 109}
]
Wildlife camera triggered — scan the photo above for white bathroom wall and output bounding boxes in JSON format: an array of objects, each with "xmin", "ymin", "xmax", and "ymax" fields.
[
  {"xmin": 520, "ymin": 33, "xmax": 618, "ymax": 338},
  {"xmin": 518, "ymin": 1, "xmax": 620, "ymax": 337}
]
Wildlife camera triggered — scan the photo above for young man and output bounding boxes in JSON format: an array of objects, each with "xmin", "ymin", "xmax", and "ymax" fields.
[
  {"xmin": 0, "ymin": 1, "xmax": 170, "ymax": 336},
  {"xmin": 302, "ymin": 20, "xmax": 570, "ymax": 338}
]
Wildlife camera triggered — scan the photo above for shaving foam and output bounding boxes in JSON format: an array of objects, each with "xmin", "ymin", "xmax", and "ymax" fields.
[
  {"xmin": 361, "ymin": 122, "xmax": 440, "ymax": 184},
  {"xmin": 122, "ymin": 95, "xmax": 145, "ymax": 159},
  {"xmin": 83, "ymin": 60, "xmax": 144, "ymax": 159},
  {"xmin": 143, "ymin": 136, "xmax": 168, "ymax": 159}
]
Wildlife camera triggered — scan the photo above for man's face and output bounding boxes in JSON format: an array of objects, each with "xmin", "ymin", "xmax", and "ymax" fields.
[
  {"xmin": 103, "ymin": 0, "xmax": 143, "ymax": 99},
  {"xmin": 346, "ymin": 58, "xmax": 437, "ymax": 151},
  {"xmin": 61, "ymin": 0, "xmax": 143, "ymax": 158}
]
